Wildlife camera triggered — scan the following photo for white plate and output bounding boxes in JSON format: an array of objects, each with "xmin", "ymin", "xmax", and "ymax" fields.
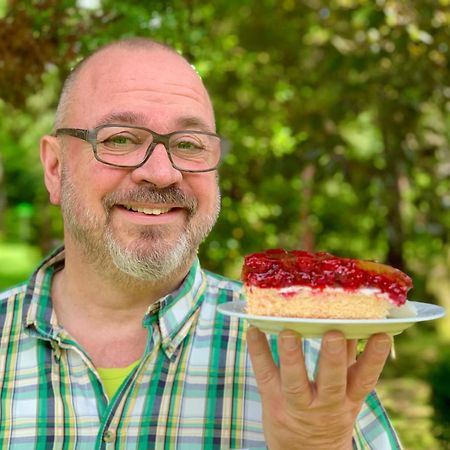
[{"xmin": 217, "ymin": 301, "xmax": 446, "ymax": 339}]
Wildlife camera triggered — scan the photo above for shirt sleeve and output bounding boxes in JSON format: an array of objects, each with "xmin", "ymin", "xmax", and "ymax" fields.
[{"xmin": 302, "ymin": 338, "xmax": 403, "ymax": 450}]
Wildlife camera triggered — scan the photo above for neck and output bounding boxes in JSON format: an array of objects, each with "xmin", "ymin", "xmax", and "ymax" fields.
[
  {"xmin": 58, "ymin": 248, "xmax": 189, "ymax": 311},
  {"xmin": 51, "ymin": 240, "xmax": 193, "ymax": 367}
]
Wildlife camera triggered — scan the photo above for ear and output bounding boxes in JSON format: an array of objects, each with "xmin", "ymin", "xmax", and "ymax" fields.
[{"xmin": 40, "ymin": 135, "xmax": 63, "ymax": 205}]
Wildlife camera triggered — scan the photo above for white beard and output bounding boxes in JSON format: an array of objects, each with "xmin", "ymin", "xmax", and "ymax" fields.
[{"xmin": 60, "ymin": 167, "xmax": 220, "ymax": 282}]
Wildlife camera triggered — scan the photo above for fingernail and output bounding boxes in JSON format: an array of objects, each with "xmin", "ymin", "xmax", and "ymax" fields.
[
  {"xmin": 375, "ymin": 337, "xmax": 392, "ymax": 353},
  {"xmin": 326, "ymin": 336, "xmax": 345, "ymax": 354},
  {"xmin": 281, "ymin": 334, "xmax": 299, "ymax": 350},
  {"xmin": 247, "ymin": 326, "xmax": 260, "ymax": 341}
]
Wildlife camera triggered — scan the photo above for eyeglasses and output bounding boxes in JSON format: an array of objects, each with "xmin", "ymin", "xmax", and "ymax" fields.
[{"xmin": 55, "ymin": 124, "xmax": 222, "ymax": 172}]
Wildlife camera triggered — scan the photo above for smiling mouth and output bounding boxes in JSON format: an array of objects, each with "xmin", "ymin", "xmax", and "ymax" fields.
[{"xmin": 122, "ymin": 205, "xmax": 173, "ymax": 215}]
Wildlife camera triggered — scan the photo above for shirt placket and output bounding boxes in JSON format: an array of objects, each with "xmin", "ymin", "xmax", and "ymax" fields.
[{"xmin": 95, "ymin": 312, "xmax": 161, "ymax": 450}]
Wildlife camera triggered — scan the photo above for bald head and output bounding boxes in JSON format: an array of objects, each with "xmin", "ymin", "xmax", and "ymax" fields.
[{"xmin": 54, "ymin": 38, "xmax": 214, "ymax": 130}]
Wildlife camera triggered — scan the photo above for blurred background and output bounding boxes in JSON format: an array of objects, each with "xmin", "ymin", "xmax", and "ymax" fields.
[{"xmin": 0, "ymin": 0, "xmax": 449, "ymax": 447}]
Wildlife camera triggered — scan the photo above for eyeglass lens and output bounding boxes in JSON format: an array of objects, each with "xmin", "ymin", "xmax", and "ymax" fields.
[{"xmin": 95, "ymin": 126, "xmax": 220, "ymax": 171}]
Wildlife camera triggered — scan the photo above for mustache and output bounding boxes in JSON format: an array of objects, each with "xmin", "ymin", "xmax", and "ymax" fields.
[{"xmin": 102, "ymin": 186, "xmax": 198, "ymax": 215}]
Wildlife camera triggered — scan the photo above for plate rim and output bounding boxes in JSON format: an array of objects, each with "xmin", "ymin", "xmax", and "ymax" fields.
[{"xmin": 217, "ymin": 300, "xmax": 446, "ymax": 325}]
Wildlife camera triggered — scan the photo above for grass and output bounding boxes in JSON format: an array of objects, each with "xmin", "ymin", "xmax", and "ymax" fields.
[{"xmin": 0, "ymin": 242, "xmax": 42, "ymax": 289}]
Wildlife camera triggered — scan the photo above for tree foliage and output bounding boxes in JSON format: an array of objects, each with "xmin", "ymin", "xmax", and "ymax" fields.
[
  {"xmin": 1, "ymin": 3, "xmax": 450, "ymax": 446},
  {"xmin": 0, "ymin": 0, "xmax": 449, "ymax": 302}
]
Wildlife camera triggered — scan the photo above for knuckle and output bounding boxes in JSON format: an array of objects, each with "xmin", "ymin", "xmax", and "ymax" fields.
[
  {"xmin": 256, "ymin": 368, "xmax": 278, "ymax": 387},
  {"xmin": 359, "ymin": 377, "xmax": 378, "ymax": 390},
  {"xmin": 282, "ymin": 381, "xmax": 309, "ymax": 397},
  {"xmin": 264, "ymin": 405, "xmax": 286, "ymax": 425},
  {"xmin": 320, "ymin": 383, "xmax": 345, "ymax": 400}
]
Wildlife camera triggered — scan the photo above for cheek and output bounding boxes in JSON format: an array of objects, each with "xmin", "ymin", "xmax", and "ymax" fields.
[
  {"xmin": 192, "ymin": 175, "xmax": 220, "ymax": 214},
  {"xmin": 63, "ymin": 160, "xmax": 121, "ymax": 212}
]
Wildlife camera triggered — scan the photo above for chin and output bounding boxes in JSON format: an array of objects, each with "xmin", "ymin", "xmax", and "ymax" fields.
[{"xmin": 106, "ymin": 231, "xmax": 195, "ymax": 281}]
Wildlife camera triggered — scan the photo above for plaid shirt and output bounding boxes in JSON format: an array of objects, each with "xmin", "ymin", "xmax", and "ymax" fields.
[{"xmin": 0, "ymin": 248, "xmax": 401, "ymax": 449}]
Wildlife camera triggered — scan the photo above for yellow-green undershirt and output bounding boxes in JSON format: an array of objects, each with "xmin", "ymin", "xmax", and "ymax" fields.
[{"xmin": 97, "ymin": 360, "xmax": 141, "ymax": 400}]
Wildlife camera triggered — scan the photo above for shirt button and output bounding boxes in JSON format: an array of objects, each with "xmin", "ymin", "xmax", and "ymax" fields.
[{"xmin": 103, "ymin": 430, "xmax": 115, "ymax": 443}]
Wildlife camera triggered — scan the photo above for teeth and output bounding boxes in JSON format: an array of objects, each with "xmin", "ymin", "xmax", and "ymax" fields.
[{"xmin": 124, "ymin": 205, "xmax": 171, "ymax": 215}]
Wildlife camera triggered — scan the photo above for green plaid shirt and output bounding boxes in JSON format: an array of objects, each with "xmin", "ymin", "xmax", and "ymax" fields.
[{"xmin": 0, "ymin": 248, "xmax": 401, "ymax": 449}]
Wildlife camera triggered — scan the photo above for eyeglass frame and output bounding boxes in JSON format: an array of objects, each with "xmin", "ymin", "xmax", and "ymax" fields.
[{"xmin": 54, "ymin": 123, "xmax": 222, "ymax": 173}]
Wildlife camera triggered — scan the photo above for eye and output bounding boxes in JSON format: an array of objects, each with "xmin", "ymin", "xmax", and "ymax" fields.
[
  {"xmin": 107, "ymin": 135, "xmax": 132, "ymax": 145},
  {"xmin": 171, "ymin": 135, "xmax": 205, "ymax": 152},
  {"xmin": 176, "ymin": 141, "xmax": 201, "ymax": 150},
  {"xmin": 102, "ymin": 133, "xmax": 139, "ymax": 147}
]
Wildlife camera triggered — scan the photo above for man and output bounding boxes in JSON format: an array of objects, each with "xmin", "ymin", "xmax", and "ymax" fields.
[{"xmin": 0, "ymin": 38, "xmax": 400, "ymax": 449}]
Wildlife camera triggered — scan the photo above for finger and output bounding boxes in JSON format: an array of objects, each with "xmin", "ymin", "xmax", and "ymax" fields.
[
  {"xmin": 315, "ymin": 331, "xmax": 348, "ymax": 404},
  {"xmin": 247, "ymin": 326, "xmax": 281, "ymax": 398},
  {"xmin": 278, "ymin": 330, "xmax": 313, "ymax": 409},
  {"xmin": 347, "ymin": 333, "xmax": 392, "ymax": 402},
  {"xmin": 346, "ymin": 340, "xmax": 358, "ymax": 366}
]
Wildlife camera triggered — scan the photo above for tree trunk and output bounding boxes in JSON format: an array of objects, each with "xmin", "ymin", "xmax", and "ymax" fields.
[
  {"xmin": 299, "ymin": 163, "xmax": 316, "ymax": 252},
  {"xmin": 380, "ymin": 121, "xmax": 406, "ymax": 271}
]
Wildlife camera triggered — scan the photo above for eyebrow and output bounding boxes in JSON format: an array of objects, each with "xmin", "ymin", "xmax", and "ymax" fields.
[{"xmin": 96, "ymin": 111, "xmax": 214, "ymax": 132}]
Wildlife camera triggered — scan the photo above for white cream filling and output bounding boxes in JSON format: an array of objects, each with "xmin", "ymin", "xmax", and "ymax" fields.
[
  {"xmin": 387, "ymin": 301, "xmax": 418, "ymax": 317},
  {"xmin": 278, "ymin": 285, "xmax": 382, "ymax": 296}
]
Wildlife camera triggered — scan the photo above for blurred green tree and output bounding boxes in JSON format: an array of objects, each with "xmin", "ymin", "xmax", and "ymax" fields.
[
  {"xmin": 0, "ymin": 0, "xmax": 449, "ymax": 299},
  {"xmin": 1, "ymin": 2, "xmax": 450, "ymax": 447}
]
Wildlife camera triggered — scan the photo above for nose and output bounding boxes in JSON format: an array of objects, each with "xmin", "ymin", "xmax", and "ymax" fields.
[{"xmin": 129, "ymin": 143, "xmax": 183, "ymax": 187}]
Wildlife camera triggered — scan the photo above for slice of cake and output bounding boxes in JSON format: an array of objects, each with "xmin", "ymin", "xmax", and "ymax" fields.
[{"xmin": 242, "ymin": 249, "xmax": 413, "ymax": 319}]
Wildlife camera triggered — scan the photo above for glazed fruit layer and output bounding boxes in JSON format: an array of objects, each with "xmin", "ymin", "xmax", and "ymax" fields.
[{"xmin": 242, "ymin": 249, "xmax": 412, "ymax": 305}]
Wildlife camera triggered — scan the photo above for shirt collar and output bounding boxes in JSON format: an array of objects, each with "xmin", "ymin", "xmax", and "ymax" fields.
[
  {"xmin": 23, "ymin": 246, "xmax": 65, "ymax": 340},
  {"xmin": 143, "ymin": 258, "xmax": 207, "ymax": 358}
]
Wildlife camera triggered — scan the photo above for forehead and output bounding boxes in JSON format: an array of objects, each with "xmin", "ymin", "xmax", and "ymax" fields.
[{"xmin": 69, "ymin": 46, "xmax": 215, "ymax": 130}]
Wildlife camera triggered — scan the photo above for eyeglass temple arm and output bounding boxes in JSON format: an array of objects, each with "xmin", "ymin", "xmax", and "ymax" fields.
[{"xmin": 55, "ymin": 128, "xmax": 90, "ymax": 141}]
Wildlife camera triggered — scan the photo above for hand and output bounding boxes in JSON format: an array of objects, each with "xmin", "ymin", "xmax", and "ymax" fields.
[{"xmin": 246, "ymin": 327, "xmax": 392, "ymax": 450}]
